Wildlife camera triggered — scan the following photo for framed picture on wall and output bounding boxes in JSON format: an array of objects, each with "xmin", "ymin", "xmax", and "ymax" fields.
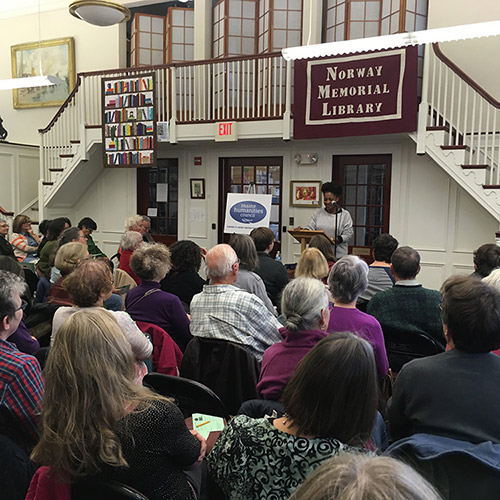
[
  {"xmin": 11, "ymin": 37, "xmax": 75, "ymax": 109},
  {"xmin": 190, "ymin": 178, "xmax": 205, "ymax": 199},
  {"xmin": 290, "ymin": 180, "xmax": 322, "ymax": 207}
]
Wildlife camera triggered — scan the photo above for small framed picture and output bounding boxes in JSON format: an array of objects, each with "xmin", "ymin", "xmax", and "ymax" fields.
[
  {"xmin": 290, "ymin": 180, "xmax": 322, "ymax": 207},
  {"xmin": 190, "ymin": 178, "xmax": 205, "ymax": 199}
]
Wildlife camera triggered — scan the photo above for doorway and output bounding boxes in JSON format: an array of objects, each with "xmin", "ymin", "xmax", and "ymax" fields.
[
  {"xmin": 137, "ymin": 158, "xmax": 178, "ymax": 245},
  {"xmin": 332, "ymin": 154, "xmax": 392, "ymax": 260},
  {"xmin": 218, "ymin": 157, "xmax": 283, "ymax": 254}
]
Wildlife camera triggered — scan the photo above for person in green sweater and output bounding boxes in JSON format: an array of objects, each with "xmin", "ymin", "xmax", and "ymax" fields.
[
  {"xmin": 37, "ymin": 217, "xmax": 71, "ymax": 278},
  {"xmin": 78, "ymin": 217, "xmax": 106, "ymax": 258},
  {"xmin": 366, "ymin": 246, "xmax": 446, "ymax": 369}
]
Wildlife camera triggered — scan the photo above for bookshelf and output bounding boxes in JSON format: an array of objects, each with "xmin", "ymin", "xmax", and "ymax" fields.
[{"xmin": 102, "ymin": 73, "xmax": 156, "ymax": 168}]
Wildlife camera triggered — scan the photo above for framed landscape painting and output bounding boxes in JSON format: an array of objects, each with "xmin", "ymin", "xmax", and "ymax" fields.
[{"xmin": 11, "ymin": 37, "xmax": 75, "ymax": 109}]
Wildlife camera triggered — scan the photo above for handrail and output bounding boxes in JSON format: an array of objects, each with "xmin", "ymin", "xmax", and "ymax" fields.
[
  {"xmin": 0, "ymin": 205, "xmax": 14, "ymax": 216},
  {"xmin": 38, "ymin": 75, "xmax": 83, "ymax": 134},
  {"xmin": 433, "ymin": 43, "xmax": 500, "ymax": 109}
]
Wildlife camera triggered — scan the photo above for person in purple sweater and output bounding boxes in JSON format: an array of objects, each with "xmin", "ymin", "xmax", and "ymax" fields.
[
  {"xmin": 126, "ymin": 243, "xmax": 192, "ymax": 351},
  {"xmin": 327, "ymin": 255, "xmax": 389, "ymax": 379},
  {"xmin": 257, "ymin": 278, "xmax": 329, "ymax": 400}
]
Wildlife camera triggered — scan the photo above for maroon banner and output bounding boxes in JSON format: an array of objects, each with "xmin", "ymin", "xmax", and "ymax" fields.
[{"xmin": 293, "ymin": 47, "xmax": 418, "ymax": 139}]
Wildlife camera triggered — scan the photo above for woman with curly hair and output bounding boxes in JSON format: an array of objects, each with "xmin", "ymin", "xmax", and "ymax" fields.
[
  {"xmin": 31, "ymin": 309, "xmax": 205, "ymax": 499},
  {"xmin": 160, "ymin": 240, "xmax": 206, "ymax": 310},
  {"xmin": 126, "ymin": 243, "xmax": 192, "ymax": 351}
]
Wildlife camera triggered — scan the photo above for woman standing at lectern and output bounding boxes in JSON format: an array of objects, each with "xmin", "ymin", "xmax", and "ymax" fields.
[{"xmin": 305, "ymin": 182, "xmax": 353, "ymax": 258}]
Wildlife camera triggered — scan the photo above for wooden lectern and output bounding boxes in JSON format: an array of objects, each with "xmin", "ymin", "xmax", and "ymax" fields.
[{"xmin": 288, "ymin": 229, "xmax": 333, "ymax": 253}]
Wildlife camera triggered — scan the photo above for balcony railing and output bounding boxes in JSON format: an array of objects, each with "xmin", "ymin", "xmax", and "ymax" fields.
[{"xmin": 39, "ymin": 53, "xmax": 292, "ymax": 182}]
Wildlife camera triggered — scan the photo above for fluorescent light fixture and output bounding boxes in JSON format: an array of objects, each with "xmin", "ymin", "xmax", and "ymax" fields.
[
  {"xmin": 69, "ymin": 0, "xmax": 131, "ymax": 27},
  {"xmin": 282, "ymin": 20, "xmax": 500, "ymax": 60},
  {"xmin": 0, "ymin": 75, "xmax": 63, "ymax": 91}
]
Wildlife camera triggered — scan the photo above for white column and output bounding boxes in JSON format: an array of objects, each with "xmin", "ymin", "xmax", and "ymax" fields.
[
  {"xmin": 194, "ymin": 0, "xmax": 212, "ymax": 60},
  {"xmin": 302, "ymin": 0, "xmax": 323, "ymax": 46}
]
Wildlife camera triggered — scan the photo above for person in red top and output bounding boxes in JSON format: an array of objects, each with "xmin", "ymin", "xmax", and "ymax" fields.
[
  {"xmin": 0, "ymin": 270, "xmax": 44, "ymax": 451},
  {"xmin": 118, "ymin": 231, "xmax": 143, "ymax": 284}
]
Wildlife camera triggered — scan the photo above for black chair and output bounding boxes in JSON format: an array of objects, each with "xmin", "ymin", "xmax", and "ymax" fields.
[
  {"xmin": 143, "ymin": 372, "xmax": 230, "ymax": 421},
  {"xmin": 72, "ymin": 478, "xmax": 149, "ymax": 500},
  {"xmin": 180, "ymin": 337, "xmax": 260, "ymax": 415},
  {"xmin": 382, "ymin": 326, "xmax": 442, "ymax": 373}
]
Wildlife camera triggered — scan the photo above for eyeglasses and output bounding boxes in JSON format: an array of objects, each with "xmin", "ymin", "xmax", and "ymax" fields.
[
  {"xmin": 0, "ymin": 223, "xmax": 8, "ymax": 228},
  {"xmin": 16, "ymin": 299, "xmax": 28, "ymax": 312}
]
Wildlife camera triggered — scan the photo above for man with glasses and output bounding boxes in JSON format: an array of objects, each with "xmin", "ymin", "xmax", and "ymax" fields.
[
  {"xmin": 0, "ymin": 270, "xmax": 43, "ymax": 451},
  {"xmin": 0, "ymin": 219, "xmax": 15, "ymax": 259},
  {"xmin": 190, "ymin": 244, "xmax": 282, "ymax": 361}
]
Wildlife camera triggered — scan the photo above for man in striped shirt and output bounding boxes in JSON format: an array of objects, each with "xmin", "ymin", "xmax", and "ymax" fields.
[{"xmin": 0, "ymin": 271, "xmax": 43, "ymax": 451}]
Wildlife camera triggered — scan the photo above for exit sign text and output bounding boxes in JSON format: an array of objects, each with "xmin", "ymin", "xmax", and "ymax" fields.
[{"xmin": 215, "ymin": 121, "xmax": 238, "ymax": 142}]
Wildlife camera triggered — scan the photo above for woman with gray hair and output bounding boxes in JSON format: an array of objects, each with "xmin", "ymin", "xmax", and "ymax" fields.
[
  {"xmin": 257, "ymin": 278, "xmax": 330, "ymax": 400},
  {"xmin": 0, "ymin": 218, "xmax": 15, "ymax": 258},
  {"xmin": 125, "ymin": 243, "xmax": 192, "ymax": 351},
  {"xmin": 118, "ymin": 230, "xmax": 143, "ymax": 284},
  {"xmin": 327, "ymin": 255, "xmax": 389, "ymax": 379}
]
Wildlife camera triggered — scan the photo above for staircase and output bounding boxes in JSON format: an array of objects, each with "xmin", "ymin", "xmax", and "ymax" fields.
[{"xmin": 416, "ymin": 43, "xmax": 500, "ymax": 220}]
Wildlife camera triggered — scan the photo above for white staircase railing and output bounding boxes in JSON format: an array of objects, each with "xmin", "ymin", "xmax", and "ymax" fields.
[
  {"xmin": 417, "ymin": 43, "xmax": 500, "ymax": 187},
  {"xmin": 39, "ymin": 53, "xmax": 291, "ymax": 191}
]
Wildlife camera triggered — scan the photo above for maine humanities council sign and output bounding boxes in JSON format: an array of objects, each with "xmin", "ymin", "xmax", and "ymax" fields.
[{"xmin": 293, "ymin": 47, "xmax": 418, "ymax": 139}]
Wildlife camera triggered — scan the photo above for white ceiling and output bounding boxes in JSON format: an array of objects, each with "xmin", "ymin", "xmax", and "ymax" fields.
[{"xmin": 0, "ymin": 0, "xmax": 167, "ymax": 20}]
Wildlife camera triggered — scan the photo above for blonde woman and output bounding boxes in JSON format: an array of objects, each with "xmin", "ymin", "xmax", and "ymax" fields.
[
  {"xmin": 295, "ymin": 247, "xmax": 330, "ymax": 281},
  {"xmin": 47, "ymin": 242, "xmax": 88, "ymax": 306},
  {"xmin": 31, "ymin": 309, "xmax": 205, "ymax": 499}
]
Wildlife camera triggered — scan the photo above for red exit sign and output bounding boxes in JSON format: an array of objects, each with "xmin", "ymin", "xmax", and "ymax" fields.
[{"xmin": 215, "ymin": 121, "xmax": 238, "ymax": 142}]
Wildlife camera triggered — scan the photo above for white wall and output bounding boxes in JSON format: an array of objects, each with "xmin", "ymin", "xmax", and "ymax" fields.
[
  {"xmin": 0, "ymin": 8, "xmax": 126, "ymax": 145},
  {"xmin": 427, "ymin": 0, "xmax": 500, "ymax": 100},
  {"xmin": 0, "ymin": 142, "xmax": 39, "ymax": 217}
]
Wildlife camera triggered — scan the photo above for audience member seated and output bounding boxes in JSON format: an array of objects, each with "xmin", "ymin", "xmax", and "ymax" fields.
[
  {"xmin": 78, "ymin": 217, "xmax": 105, "ymax": 257},
  {"xmin": 190, "ymin": 244, "xmax": 281, "ymax": 362},
  {"xmin": 367, "ymin": 246, "xmax": 446, "ymax": 350},
  {"xmin": 229, "ymin": 234, "xmax": 276, "ymax": 315},
  {"xmin": 294, "ymin": 247, "xmax": 329, "ymax": 282},
  {"xmin": 289, "ymin": 454, "xmax": 441, "ymax": 500},
  {"xmin": 31, "ymin": 309, "xmax": 205, "ymax": 500},
  {"xmin": 207, "ymin": 333, "xmax": 377, "ymax": 499},
  {"xmin": 257, "ymin": 278, "xmax": 329, "ymax": 400},
  {"xmin": 125, "ymin": 243, "xmax": 192, "ymax": 352},
  {"xmin": 37, "ymin": 218, "xmax": 71, "ymax": 279},
  {"xmin": 0, "ymin": 271, "xmax": 43, "ymax": 451},
  {"xmin": 472, "ymin": 243, "xmax": 500, "ymax": 278},
  {"xmin": 160, "ymin": 240, "xmax": 206, "ymax": 310},
  {"xmin": 51, "ymin": 259, "xmax": 152, "ymax": 364},
  {"xmin": 0, "ymin": 257, "xmax": 39, "ymax": 355},
  {"xmin": 358, "ymin": 233, "xmax": 398, "ymax": 307},
  {"xmin": 47, "ymin": 242, "xmax": 88, "ymax": 306},
  {"xmin": 48, "ymin": 226, "xmax": 88, "ymax": 284},
  {"xmin": 10, "ymin": 215, "xmax": 40, "ymax": 264},
  {"xmin": 250, "ymin": 227, "xmax": 289, "ymax": 311},
  {"xmin": 141, "ymin": 214, "xmax": 155, "ymax": 243},
  {"xmin": 327, "ymin": 255, "xmax": 389, "ymax": 379},
  {"xmin": 124, "ymin": 214, "xmax": 146, "ymax": 236},
  {"xmin": 388, "ymin": 275, "xmax": 500, "ymax": 444},
  {"xmin": 308, "ymin": 234, "xmax": 336, "ymax": 280},
  {"xmin": 118, "ymin": 231, "xmax": 143, "ymax": 284},
  {"xmin": 0, "ymin": 218, "xmax": 15, "ymax": 258}
]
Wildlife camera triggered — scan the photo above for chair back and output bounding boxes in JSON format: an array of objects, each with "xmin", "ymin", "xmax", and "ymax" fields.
[
  {"xmin": 72, "ymin": 478, "xmax": 149, "ymax": 500},
  {"xmin": 180, "ymin": 337, "xmax": 260, "ymax": 415},
  {"xmin": 143, "ymin": 372, "xmax": 230, "ymax": 421},
  {"xmin": 136, "ymin": 321, "xmax": 182, "ymax": 376},
  {"xmin": 382, "ymin": 325, "xmax": 442, "ymax": 373},
  {"xmin": 386, "ymin": 434, "xmax": 500, "ymax": 500}
]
